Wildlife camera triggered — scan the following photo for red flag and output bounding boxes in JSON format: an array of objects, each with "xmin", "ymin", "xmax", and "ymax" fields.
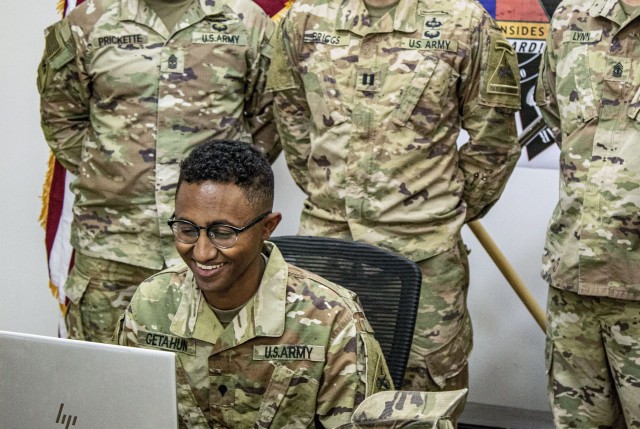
[
  {"xmin": 254, "ymin": 0, "xmax": 288, "ymax": 17},
  {"xmin": 41, "ymin": 0, "xmax": 293, "ymax": 337},
  {"xmin": 39, "ymin": 0, "xmax": 86, "ymax": 337}
]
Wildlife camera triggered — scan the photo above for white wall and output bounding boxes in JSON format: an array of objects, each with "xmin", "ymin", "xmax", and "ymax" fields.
[
  {"xmin": 463, "ymin": 167, "xmax": 557, "ymax": 411},
  {"xmin": 1, "ymin": 3, "xmax": 557, "ymax": 414},
  {"xmin": 0, "ymin": 4, "xmax": 60, "ymax": 336}
]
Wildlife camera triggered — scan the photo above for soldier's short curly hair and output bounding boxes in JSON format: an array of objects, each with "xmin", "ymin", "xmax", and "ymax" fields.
[{"xmin": 177, "ymin": 139, "xmax": 274, "ymax": 208}]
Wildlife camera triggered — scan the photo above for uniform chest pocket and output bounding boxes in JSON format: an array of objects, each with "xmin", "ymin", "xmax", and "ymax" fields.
[
  {"xmin": 256, "ymin": 364, "xmax": 318, "ymax": 427},
  {"xmin": 210, "ymin": 363, "xmax": 319, "ymax": 427},
  {"xmin": 299, "ymin": 49, "xmax": 349, "ymax": 131},
  {"xmin": 556, "ymin": 43, "xmax": 599, "ymax": 135},
  {"xmin": 391, "ymin": 55, "xmax": 458, "ymax": 136}
]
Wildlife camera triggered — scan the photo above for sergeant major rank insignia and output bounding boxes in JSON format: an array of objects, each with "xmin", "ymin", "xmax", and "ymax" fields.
[
  {"xmin": 168, "ymin": 54, "xmax": 178, "ymax": 70},
  {"xmin": 612, "ymin": 62, "xmax": 624, "ymax": 78},
  {"xmin": 161, "ymin": 49, "xmax": 184, "ymax": 73}
]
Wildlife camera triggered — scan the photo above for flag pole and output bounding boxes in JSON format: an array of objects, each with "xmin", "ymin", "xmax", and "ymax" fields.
[{"xmin": 467, "ymin": 220, "xmax": 547, "ymax": 332}]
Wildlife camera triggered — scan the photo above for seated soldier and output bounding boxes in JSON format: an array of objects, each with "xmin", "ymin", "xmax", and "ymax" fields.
[{"xmin": 117, "ymin": 140, "xmax": 392, "ymax": 428}]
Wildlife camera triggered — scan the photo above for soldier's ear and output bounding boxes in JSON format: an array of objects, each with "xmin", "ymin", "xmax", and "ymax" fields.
[{"xmin": 262, "ymin": 212, "xmax": 282, "ymax": 240}]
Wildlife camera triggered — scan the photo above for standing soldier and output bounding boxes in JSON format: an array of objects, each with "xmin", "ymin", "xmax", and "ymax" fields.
[
  {"xmin": 536, "ymin": 0, "xmax": 640, "ymax": 426},
  {"xmin": 37, "ymin": 0, "xmax": 278, "ymax": 343},
  {"xmin": 268, "ymin": 0, "xmax": 521, "ymax": 398}
]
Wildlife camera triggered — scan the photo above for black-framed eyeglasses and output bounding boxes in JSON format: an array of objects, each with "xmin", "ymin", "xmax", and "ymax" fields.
[{"xmin": 167, "ymin": 211, "xmax": 271, "ymax": 249}]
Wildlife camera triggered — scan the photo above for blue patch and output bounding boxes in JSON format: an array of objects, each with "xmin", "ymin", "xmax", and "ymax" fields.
[{"xmin": 479, "ymin": 0, "xmax": 496, "ymax": 18}]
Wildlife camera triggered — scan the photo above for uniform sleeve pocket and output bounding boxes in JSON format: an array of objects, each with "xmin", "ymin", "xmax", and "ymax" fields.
[
  {"xmin": 38, "ymin": 21, "xmax": 75, "ymax": 93},
  {"xmin": 64, "ymin": 268, "xmax": 90, "ymax": 305},
  {"xmin": 359, "ymin": 332, "xmax": 394, "ymax": 393},
  {"xmin": 46, "ymin": 21, "xmax": 75, "ymax": 70}
]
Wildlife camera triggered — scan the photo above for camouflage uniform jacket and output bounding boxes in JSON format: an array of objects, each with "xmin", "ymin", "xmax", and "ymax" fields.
[
  {"xmin": 536, "ymin": 0, "xmax": 640, "ymax": 300},
  {"xmin": 268, "ymin": 0, "xmax": 521, "ymax": 261},
  {"xmin": 38, "ymin": 0, "xmax": 279, "ymax": 270},
  {"xmin": 117, "ymin": 242, "xmax": 392, "ymax": 428}
]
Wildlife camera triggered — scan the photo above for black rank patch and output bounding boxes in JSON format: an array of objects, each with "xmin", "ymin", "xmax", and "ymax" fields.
[{"xmin": 612, "ymin": 62, "xmax": 624, "ymax": 78}]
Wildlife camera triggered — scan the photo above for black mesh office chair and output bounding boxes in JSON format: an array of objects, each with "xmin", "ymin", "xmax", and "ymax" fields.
[{"xmin": 269, "ymin": 235, "xmax": 422, "ymax": 388}]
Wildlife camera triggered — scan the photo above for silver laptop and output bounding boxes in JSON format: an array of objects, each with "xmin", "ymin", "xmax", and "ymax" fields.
[{"xmin": 0, "ymin": 330, "xmax": 178, "ymax": 429}]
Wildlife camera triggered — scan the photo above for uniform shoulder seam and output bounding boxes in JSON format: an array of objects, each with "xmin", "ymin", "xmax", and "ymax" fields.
[{"xmin": 287, "ymin": 264, "xmax": 362, "ymax": 312}]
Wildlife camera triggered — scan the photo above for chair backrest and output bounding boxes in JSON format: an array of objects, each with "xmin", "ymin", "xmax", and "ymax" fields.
[{"xmin": 269, "ymin": 236, "xmax": 422, "ymax": 388}]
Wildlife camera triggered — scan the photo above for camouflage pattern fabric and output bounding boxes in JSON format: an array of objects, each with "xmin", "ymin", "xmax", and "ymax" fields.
[
  {"xmin": 267, "ymin": 0, "xmax": 519, "ymax": 394},
  {"xmin": 38, "ymin": 0, "xmax": 279, "ymax": 272},
  {"xmin": 268, "ymin": 0, "xmax": 521, "ymax": 263},
  {"xmin": 335, "ymin": 389, "xmax": 468, "ymax": 428},
  {"xmin": 404, "ymin": 241, "xmax": 471, "ymax": 394},
  {"xmin": 297, "ymin": 217, "xmax": 471, "ymax": 393},
  {"xmin": 536, "ymin": 0, "xmax": 640, "ymax": 425},
  {"xmin": 536, "ymin": 0, "xmax": 640, "ymax": 300},
  {"xmin": 116, "ymin": 242, "xmax": 393, "ymax": 428},
  {"xmin": 546, "ymin": 287, "xmax": 640, "ymax": 428},
  {"xmin": 65, "ymin": 253, "xmax": 156, "ymax": 343}
]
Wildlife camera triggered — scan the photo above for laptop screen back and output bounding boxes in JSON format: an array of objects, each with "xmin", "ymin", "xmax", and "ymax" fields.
[{"xmin": 0, "ymin": 330, "xmax": 177, "ymax": 429}]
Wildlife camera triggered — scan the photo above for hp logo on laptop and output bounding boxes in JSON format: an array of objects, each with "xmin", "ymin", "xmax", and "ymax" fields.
[{"xmin": 55, "ymin": 403, "xmax": 78, "ymax": 428}]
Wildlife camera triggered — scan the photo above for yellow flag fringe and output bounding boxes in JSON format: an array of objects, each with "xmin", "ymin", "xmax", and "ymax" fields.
[
  {"xmin": 41, "ymin": 153, "xmax": 66, "ymax": 313},
  {"xmin": 39, "ymin": 152, "xmax": 57, "ymax": 229},
  {"xmin": 50, "ymin": 279, "xmax": 69, "ymax": 315},
  {"xmin": 271, "ymin": 0, "xmax": 294, "ymax": 23},
  {"xmin": 56, "ymin": 0, "xmax": 66, "ymax": 15}
]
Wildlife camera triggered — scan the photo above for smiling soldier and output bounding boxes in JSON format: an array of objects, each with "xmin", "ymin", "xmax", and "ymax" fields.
[{"xmin": 117, "ymin": 140, "xmax": 392, "ymax": 428}]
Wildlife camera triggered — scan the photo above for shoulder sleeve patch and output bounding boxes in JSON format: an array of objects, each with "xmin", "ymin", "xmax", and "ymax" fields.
[
  {"xmin": 45, "ymin": 20, "xmax": 75, "ymax": 70},
  {"xmin": 266, "ymin": 24, "xmax": 297, "ymax": 92},
  {"xmin": 359, "ymin": 332, "xmax": 394, "ymax": 393},
  {"xmin": 480, "ymin": 32, "xmax": 521, "ymax": 109}
]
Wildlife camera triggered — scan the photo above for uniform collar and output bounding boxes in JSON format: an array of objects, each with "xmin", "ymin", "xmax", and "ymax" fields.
[
  {"xmin": 170, "ymin": 242, "xmax": 288, "ymax": 351},
  {"xmin": 336, "ymin": 0, "xmax": 417, "ymax": 36},
  {"xmin": 589, "ymin": 0, "xmax": 637, "ymax": 28},
  {"xmin": 118, "ymin": 0, "xmax": 225, "ymax": 38},
  {"xmin": 198, "ymin": 0, "xmax": 226, "ymax": 17}
]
